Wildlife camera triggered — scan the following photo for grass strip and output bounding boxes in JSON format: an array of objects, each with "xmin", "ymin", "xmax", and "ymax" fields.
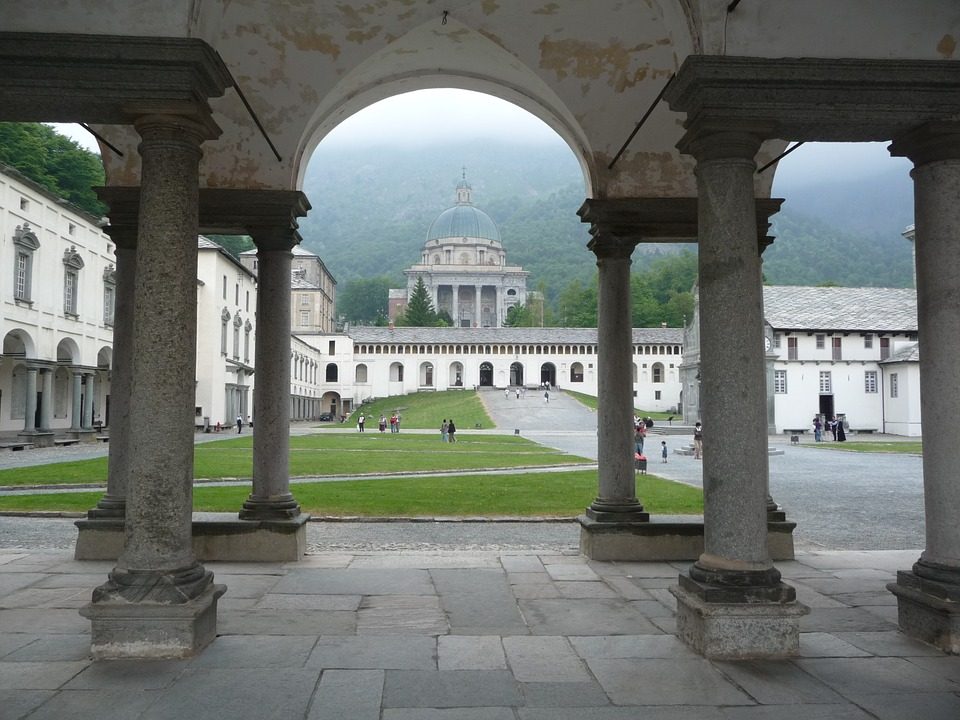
[
  {"xmin": 564, "ymin": 390, "xmax": 675, "ymax": 420},
  {"xmin": 341, "ymin": 390, "xmax": 493, "ymax": 430},
  {"xmin": 0, "ymin": 470, "xmax": 702, "ymax": 516},
  {"xmin": 805, "ymin": 441, "xmax": 922, "ymax": 454}
]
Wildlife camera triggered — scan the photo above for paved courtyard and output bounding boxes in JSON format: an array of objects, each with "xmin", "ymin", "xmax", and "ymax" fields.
[{"xmin": 0, "ymin": 391, "xmax": 953, "ymax": 718}]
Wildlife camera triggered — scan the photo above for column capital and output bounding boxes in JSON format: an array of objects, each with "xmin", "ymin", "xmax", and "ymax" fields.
[
  {"xmin": 134, "ymin": 112, "xmax": 220, "ymax": 152},
  {"xmin": 676, "ymin": 121, "xmax": 769, "ymax": 164},
  {"xmin": 586, "ymin": 233, "xmax": 636, "ymax": 261},
  {"xmin": 95, "ymin": 187, "xmax": 139, "ymax": 250},
  {"xmin": 890, "ymin": 122, "xmax": 960, "ymax": 167}
]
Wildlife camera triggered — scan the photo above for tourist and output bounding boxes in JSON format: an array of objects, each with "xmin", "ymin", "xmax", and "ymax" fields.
[
  {"xmin": 693, "ymin": 422, "xmax": 703, "ymax": 459},
  {"xmin": 813, "ymin": 416, "xmax": 823, "ymax": 442},
  {"xmin": 829, "ymin": 416, "xmax": 838, "ymax": 441},
  {"xmin": 635, "ymin": 422, "xmax": 646, "ymax": 455},
  {"xmin": 504, "ymin": 388, "xmax": 510, "ymax": 399},
  {"xmin": 379, "ymin": 414, "xmax": 387, "ymax": 433},
  {"xmin": 544, "ymin": 390, "xmax": 550, "ymax": 404},
  {"xmin": 390, "ymin": 413, "xmax": 398, "ymax": 433},
  {"xmin": 836, "ymin": 417, "xmax": 847, "ymax": 442},
  {"xmin": 661, "ymin": 440, "xmax": 668, "ymax": 463},
  {"xmin": 448, "ymin": 418, "xmax": 457, "ymax": 443},
  {"xmin": 236, "ymin": 415, "xmax": 243, "ymax": 434},
  {"xmin": 358, "ymin": 413, "xmax": 366, "ymax": 432},
  {"xmin": 441, "ymin": 418, "xmax": 449, "ymax": 442},
  {"xmin": 395, "ymin": 412, "xmax": 401, "ymax": 433}
]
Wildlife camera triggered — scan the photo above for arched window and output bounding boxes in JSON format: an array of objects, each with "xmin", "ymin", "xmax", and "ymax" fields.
[
  {"xmin": 390, "ymin": 362, "xmax": 404, "ymax": 382},
  {"xmin": 570, "ymin": 362, "xmax": 584, "ymax": 383},
  {"xmin": 326, "ymin": 363, "xmax": 338, "ymax": 382},
  {"xmin": 13, "ymin": 223, "xmax": 40, "ymax": 303},
  {"xmin": 355, "ymin": 364, "xmax": 368, "ymax": 383},
  {"xmin": 652, "ymin": 362, "xmax": 664, "ymax": 383},
  {"xmin": 420, "ymin": 362, "xmax": 434, "ymax": 386}
]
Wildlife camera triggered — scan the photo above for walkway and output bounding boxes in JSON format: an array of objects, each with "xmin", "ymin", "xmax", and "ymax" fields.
[{"xmin": 1, "ymin": 394, "xmax": 953, "ymax": 719}]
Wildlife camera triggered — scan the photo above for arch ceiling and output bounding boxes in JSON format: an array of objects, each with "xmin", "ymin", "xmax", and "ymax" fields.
[{"xmin": 3, "ymin": 0, "xmax": 958, "ymax": 198}]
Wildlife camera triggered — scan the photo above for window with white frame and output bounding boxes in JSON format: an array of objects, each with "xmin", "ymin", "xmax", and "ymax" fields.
[
  {"xmin": 864, "ymin": 333, "xmax": 873, "ymax": 349},
  {"xmin": 787, "ymin": 336, "xmax": 798, "ymax": 360},
  {"xmin": 819, "ymin": 371, "xmax": 832, "ymax": 393},
  {"xmin": 815, "ymin": 334, "xmax": 826, "ymax": 350},
  {"xmin": 220, "ymin": 309, "xmax": 230, "ymax": 355},
  {"xmin": 774, "ymin": 369, "xmax": 787, "ymax": 393},
  {"xmin": 890, "ymin": 372, "xmax": 899, "ymax": 398},
  {"xmin": 832, "ymin": 336, "xmax": 842, "ymax": 361},
  {"xmin": 300, "ymin": 310, "xmax": 310, "ymax": 326},
  {"xmin": 880, "ymin": 337, "xmax": 890, "ymax": 360},
  {"xmin": 103, "ymin": 265, "xmax": 116, "ymax": 326},
  {"xmin": 62, "ymin": 246, "xmax": 84, "ymax": 316},
  {"xmin": 773, "ymin": 333, "xmax": 781, "ymax": 349},
  {"xmin": 864, "ymin": 370, "xmax": 878, "ymax": 393},
  {"xmin": 12, "ymin": 223, "xmax": 40, "ymax": 303}
]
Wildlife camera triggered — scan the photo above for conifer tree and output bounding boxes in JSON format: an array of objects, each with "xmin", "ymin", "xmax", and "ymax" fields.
[{"xmin": 398, "ymin": 277, "xmax": 438, "ymax": 326}]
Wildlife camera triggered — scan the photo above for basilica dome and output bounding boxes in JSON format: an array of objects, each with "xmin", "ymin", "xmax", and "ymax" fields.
[{"xmin": 425, "ymin": 177, "xmax": 501, "ymax": 244}]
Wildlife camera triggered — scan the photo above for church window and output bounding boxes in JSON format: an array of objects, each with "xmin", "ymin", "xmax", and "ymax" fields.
[
  {"xmin": 864, "ymin": 370, "xmax": 878, "ymax": 393},
  {"xmin": 889, "ymin": 372, "xmax": 898, "ymax": 398},
  {"xmin": 326, "ymin": 363, "xmax": 338, "ymax": 382},
  {"xmin": 819, "ymin": 371, "xmax": 832, "ymax": 393},
  {"xmin": 774, "ymin": 370, "xmax": 787, "ymax": 393}
]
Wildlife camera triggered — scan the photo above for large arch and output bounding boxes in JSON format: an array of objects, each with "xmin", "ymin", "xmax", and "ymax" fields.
[{"xmin": 3, "ymin": 329, "xmax": 35, "ymax": 359}]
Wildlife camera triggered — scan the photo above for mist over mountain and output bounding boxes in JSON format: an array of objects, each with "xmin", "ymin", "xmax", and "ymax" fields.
[{"xmin": 298, "ymin": 140, "xmax": 916, "ymax": 298}]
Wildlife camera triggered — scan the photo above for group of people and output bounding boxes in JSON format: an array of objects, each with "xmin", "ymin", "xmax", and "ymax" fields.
[
  {"xmin": 504, "ymin": 387, "xmax": 527, "ymax": 400},
  {"xmin": 813, "ymin": 415, "xmax": 846, "ymax": 442},
  {"xmin": 440, "ymin": 418, "xmax": 457, "ymax": 442},
  {"xmin": 633, "ymin": 416, "xmax": 670, "ymax": 466},
  {"xmin": 357, "ymin": 412, "xmax": 401, "ymax": 433}
]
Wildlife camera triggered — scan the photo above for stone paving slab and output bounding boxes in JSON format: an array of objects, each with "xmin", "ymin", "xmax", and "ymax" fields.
[
  {"xmin": 308, "ymin": 669, "xmax": 383, "ymax": 720},
  {"xmin": 382, "ymin": 669, "xmax": 522, "ymax": 708}
]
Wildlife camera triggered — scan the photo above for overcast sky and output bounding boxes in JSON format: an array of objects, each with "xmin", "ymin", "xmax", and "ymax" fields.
[{"xmin": 52, "ymin": 88, "xmax": 910, "ymax": 186}]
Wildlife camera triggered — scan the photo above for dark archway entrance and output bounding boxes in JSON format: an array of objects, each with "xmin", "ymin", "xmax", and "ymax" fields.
[
  {"xmin": 479, "ymin": 361, "xmax": 493, "ymax": 387},
  {"xmin": 540, "ymin": 362, "xmax": 556, "ymax": 388},
  {"xmin": 510, "ymin": 362, "xmax": 523, "ymax": 386}
]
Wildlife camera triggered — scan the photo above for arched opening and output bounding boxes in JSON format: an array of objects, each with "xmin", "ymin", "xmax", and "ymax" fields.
[
  {"xmin": 355, "ymin": 363, "xmax": 368, "ymax": 383},
  {"xmin": 321, "ymin": 391, "xmax": 342, "ymax": 419},
  {"xmin": 389, "ymin": 362, "xmax": 404, "ymax": 383},
  {"xmin": 570, "ymin": 362, "xmax": 584, "ymax": 383},
  {"xmin": 478, "ymin": 361, "xmax": 493, "ymax": 387},
  {"xmin": 325, "ymin": 363, "xmax": 339, "ymax": 382},
  {"xmin": 652, "ymin": 362, "xmax": 664, "ymax": 384},
  {"xmin": 540, "ymin": 362, "xmax": 556, "ymax": 388},
  {"xmin": 510, "ymin": 362, "xmax": 524, "ymax": 387},
  {"xmin": 449, "ymin": 361, "xmax": 463, "ymax": 387},
  {"xmin": 419, "ymin": 362, "xmax": 434, "ymax": 387}
]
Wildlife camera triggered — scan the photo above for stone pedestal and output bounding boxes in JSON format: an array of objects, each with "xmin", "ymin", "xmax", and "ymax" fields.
[
  {"xmin": 75, "ymin": 513, "xmax": 310, "ymax": 562},
  {"xmin": 888, "ymin": 568, "xmax": 960, "ymax": 654},
  {"xmin": 19, "ymin": 431, "xmax": 54, "ymax": 448},
  {"xmin": 579, "ymin": 516, "xmax": 795, "ymax": 561},
  {"xmin": 81, "ymin": 582, "xmax": 225, "ymax": 659},
  {"xmin": 670, "ymin": 580, "xmax": 809, "ymax": 660}
]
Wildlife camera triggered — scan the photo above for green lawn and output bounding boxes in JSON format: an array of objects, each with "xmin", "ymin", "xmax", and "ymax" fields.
[
  {"xmin": 341, "ymin": 390, "xmax": 492, "ymax": 430},
  {"xmin": 0, "ymin": 470, "xmax": 703, "ymax": 517},
  {"xmin": 0, "ymin": 434, "xmax": 588, "ymax": 487},
  {"xmin": 565, "ymin": 390, "xmax": 676, "ymax": 421},
  {"xmin": 807, "ymin": 441, "xmax": 922, "ymax": 454}
]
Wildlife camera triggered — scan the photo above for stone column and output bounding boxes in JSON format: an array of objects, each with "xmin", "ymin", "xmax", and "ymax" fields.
[
  {"xmin": 82, "ymin": 113, "xmax": 224, "ymax": 658},
  {"xmin": 240, "ymin": 241, "xmax": 301, "ymax": 520},
  {"xmin": 22, "ymin": 368, "xmax": 38, "ymax": 432},
  {"xmin": 81, "ymin": 373, "xmax": 95, "ymax": 430},
  {"xmin": 888, "ymin": 122, "xmax": 960, "ymax": 653},
  {"xmin": 38, "ymin": 368, "xmax": 53, "ymax": 432},
  {"xmin": 585, "ymin": 234, "xmax": 647, "ymax": 523},
  {"xmin": 475, "ymin": 284, "xmax": 482, "ymax": 327},
  {"xmin": 452, "ymin": 285, "xmax": 460, "ymax": 327},
  {"xmin": 669, "ymin": 127, "xmax": 806, "ymax": 658},
  {"xmin": 92, "ymin": 234, "xmax": 136, "ymax": 518},
  {"xmin": 70, "ymin": 371, "xmax": 83, "ymax": 431},
  {"xmin": 495, "ymin": 286, "xmax": 502, "ymax": 327}
]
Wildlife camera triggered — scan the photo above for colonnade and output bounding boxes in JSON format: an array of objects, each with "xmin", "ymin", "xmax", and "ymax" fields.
[
  {"xmin": 2, "ymin": 32, "xmax": 958, "ymax": 660},
  {"xmin": 433, "ymin": 283, "xmax": 503, "ymax": 327},
  {"xmin": 15, "ymin": 364, "xmax": 99, "ymax": 446}
]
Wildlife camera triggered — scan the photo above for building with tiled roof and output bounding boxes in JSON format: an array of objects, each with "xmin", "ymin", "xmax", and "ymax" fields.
[
  {"xmin": 681, "ymin": 285, "xmax": 921, "ymax": 436},
  {"xmin": 295, "ymin": 325, "xmax": 684, "ymax": 418}
]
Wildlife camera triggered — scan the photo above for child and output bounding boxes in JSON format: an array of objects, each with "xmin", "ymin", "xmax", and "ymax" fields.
[{"xmin": 661, "ymin": 440, "xmax": 668, "ymax": 463}]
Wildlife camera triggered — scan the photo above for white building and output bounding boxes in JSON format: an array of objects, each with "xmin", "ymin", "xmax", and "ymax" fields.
[
  {"xmin": 296, "ymin": 326, "xmax": 684, "ymax": 419},
  {"xmin": 0, "ymin": 163, "xmax": 114, "ymax": 444},
  {"xmin": 196, "ymin": 237, "xmax": 257, "ymax": 429},
  {"xmin": 390, "ymin": 176, "xmax": 529, "ymax": 327},
  {"xmin": 681, "ymin": 285, "xmax": 921, "ymax": 436}
]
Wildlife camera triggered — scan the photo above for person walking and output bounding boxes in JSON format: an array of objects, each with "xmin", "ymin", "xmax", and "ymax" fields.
[
  {"xmin": 693, "ymin": 422, "xmax": 703, "ymax": 460},
  {"xmin": 661, "ymin": 440, "xmax": 668, "ymax": 463},
  {"xmin": 378, "ymin": 415, "xmax": 387, "ymax": 433},
  {"xmin": 635, "ymin": 422, "xmax": 646, "ymax": 455},
  {"xmin": 447, "ymin": 418, "xmax": 457, "ymax": 443},
  {"xmin": 441, "ymin": 419, "xmax": 449, "ymax": 442},
  {"xmin": 236, "ymin": 415, "xmax": 243, "ymax": 434},
  {"xmin": 544, "ymin": 390, "xmax": 550, "ymax": 404},
  {"xmin": 358, "ymin": 413, "xmax": 366, "ymax": 433},
  {"xmin": 390, "ymin": 413, "xmax": 398, "ymax": 433},
  {"xmin": 813, "ymin": 416, "xmax": 823, "ymax": 442}
]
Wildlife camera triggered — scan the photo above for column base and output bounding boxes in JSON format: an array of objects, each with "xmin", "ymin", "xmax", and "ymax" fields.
[
  {"xmin": 80, "ymin": 582, "xmax": 225, "ymax": 659},
  {"xmin": 75, "ymin": 513, "xmax": 309, "ymax": 562},
  {"xmin": 584, "ymin": 502, "xmax": 649, "ymax": 524},
  {"xmin": 19, "ymin": 431, "xmax": 54, "ymax": 448},
  {"xmin": 888, "ymin": 567, "xmax": 960, "ymax": 654},
  {"xmin": 578, "ymin": 515, "xmax": 795, "ymax": 561},
  {"xmin": 239, "ymin": 494, "xmax": 302, "ymax": 521},
  {"xmin": 70, "ymin": 429, "xmax": 99, "ymax": 443},
  {"xmin": 670, "ymin": 577, "xmax": 809, "ymax": 659}
]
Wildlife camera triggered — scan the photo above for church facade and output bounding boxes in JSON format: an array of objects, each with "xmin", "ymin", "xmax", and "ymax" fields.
[{"xmin": 390, "ymin": 176, "xmax": 528, "ymax": 327}]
